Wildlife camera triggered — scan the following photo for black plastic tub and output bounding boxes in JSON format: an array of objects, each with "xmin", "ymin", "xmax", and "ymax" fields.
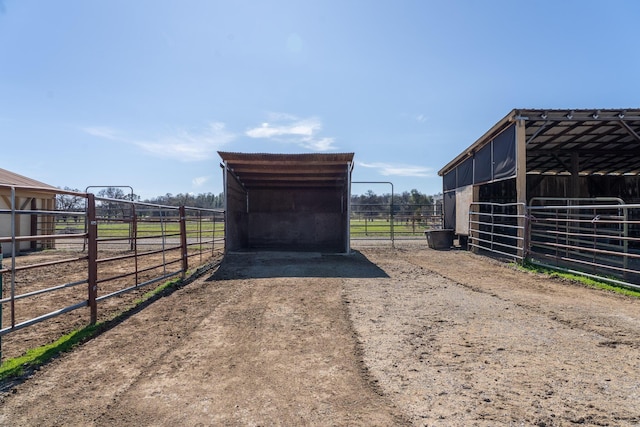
[{"xmin": 425, "ymin": 229, "xmax": 454, "ymax": 250}]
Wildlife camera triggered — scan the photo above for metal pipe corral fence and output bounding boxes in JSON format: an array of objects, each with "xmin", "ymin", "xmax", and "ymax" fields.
[{"xmin": 0, "ymin": 184, "xmax": 225, "ymax": 360}]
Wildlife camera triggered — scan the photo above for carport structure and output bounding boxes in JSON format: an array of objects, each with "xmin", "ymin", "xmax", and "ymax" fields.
[
  {"xmin": 438, "ymin": 109, "xmax": 640, "ymax": 280},
  {"xmin": 219, "ymin": 152, "xmax": 354, "ymax": 253}
]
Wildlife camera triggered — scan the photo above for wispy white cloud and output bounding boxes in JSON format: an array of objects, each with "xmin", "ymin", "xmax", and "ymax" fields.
[
  {"xmin": 415, "ymin": 114, "xmax": 427, "ymax": 123},
  {"xmin": 245, "ymin": 114, "xmax": 337, "ymax": 152},
  {"xmin": 82, "ymin": 126, "xmax": 120, "ymax": 140},
  {"xmin": 302, "ymin": 137, "xmax": 336, "ymax": 151},
  {"xmin": 82, "ymin": 122, "xmax": 235, "ymax": 162},
  {"xmin": 358, "ymin": 161, "xmax": 435, "ymax": 177},
  {"xmin": 266, "ymin": 112, "xmax": 299, "ymax": 121},
  {"xmin": 192, "ymin": 175, "xmax": 209, "ymax": 187},
  {"xmin": 246, "ymin": 118, "xmax": 318, "ymax": 139}
]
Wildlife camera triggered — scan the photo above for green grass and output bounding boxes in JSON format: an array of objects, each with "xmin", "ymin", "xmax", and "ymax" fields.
[
  {"xmin": 60, "ymin": 218, "xmax": 430, "ymax": 238},
  {"xmin": 0, "ymin": 324, "xmax": 100, "ymax": 380},
  {"xmin": 518, "ymin": 261, "xmax": 640, "ymax": 298},
  {"xmin": 350, "ymin": 218, "xmax": 432, "ymax": 236},
  {"xmin": 55, "ymin": 221, "xmax": 225, "ymax": 238}
]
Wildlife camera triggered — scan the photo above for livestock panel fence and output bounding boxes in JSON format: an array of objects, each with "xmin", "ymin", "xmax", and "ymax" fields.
[
  {"xmin": 0, "ymin": 184, "xmax": 225, "ymax": 360},
  {"xmin": 527, "ymin": 198, "xmax": 640, "ymax": 288},
  {"xmin": 468, "ymin": 198, "xmax": 640, "ymax": 290},
  {"xmin": 468, "ymin": 202, "xmax": 526, "ymax": 260}
]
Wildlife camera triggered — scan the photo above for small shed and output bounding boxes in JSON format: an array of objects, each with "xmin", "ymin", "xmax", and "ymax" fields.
[
  {"xmin": 0, "ymin": 168, "xmax": 58, "ymax": 254},
  {"xmin": 219, "ymin": 152, "xmax": 354, "ymax": 253}
]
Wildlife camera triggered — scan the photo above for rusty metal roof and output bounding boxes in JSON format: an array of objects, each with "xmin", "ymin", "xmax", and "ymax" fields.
[
  {"xmin": 439, "ymin": 108, "xmax": 640, "ymax": 176},
  {"xmin": 218, "ymin": 152, "xmax": 355, "ymax": 189},
  {"xmin": 0, "ymin": 167, "xmax": 57, "ymax": 189}
]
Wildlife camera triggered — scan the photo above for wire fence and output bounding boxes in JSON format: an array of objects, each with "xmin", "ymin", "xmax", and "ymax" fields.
[{"xmin": 0, "ymin": 184, "xmax": 224, "ymax": 360}]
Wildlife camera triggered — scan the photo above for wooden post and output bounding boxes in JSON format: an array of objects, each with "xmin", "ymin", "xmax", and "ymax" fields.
[
  {"xmin": 570, "ymin": 151, "xmax": 580, "ymax": 198},
  {"xmin": 516, "ymin": 118, "xmax": 528, "ymax": 260},
  {"xmin": 30, "ymin": 199, "xmax": 37, "ymax": 251}
]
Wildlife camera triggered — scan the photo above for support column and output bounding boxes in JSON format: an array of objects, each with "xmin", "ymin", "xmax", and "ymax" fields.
[
  {"xmin": 570, "ymin": 151, "xmax": 580, "ymax": 198},
  {"xmin": 516, "ymin": 119, "xmax": 527, "ymax": 260}
]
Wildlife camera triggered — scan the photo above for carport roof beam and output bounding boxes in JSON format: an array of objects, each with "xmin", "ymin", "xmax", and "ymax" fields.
[{"xmin": 218, "ymin": 152, "xmax": 355, "ymax": 190}]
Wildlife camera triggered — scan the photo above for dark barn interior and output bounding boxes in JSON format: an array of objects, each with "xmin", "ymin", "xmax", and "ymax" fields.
[{"xmin": 219, "ymin": 152, "xmax": 354, "ymax": 253}]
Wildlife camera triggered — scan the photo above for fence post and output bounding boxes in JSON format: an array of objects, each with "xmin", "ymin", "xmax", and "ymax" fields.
[
  {"xmin": 132, "ymin": 205, "xmax": 139, "ymax": 287},
  {"xmin": 524, "ymin": 205, "xmax": 531, "ymax": 261},
  {"xmin": 0, "ymin": 244, "xmax": 3, "ymax": 361},
  {"xmin": 517, "ymin": 203, "xmax": 525, "ymax": 261},
  {"xmin": 212, "ymin": 211, "xmax": 216, "ymax": 255},
  {"xmin": 179, "ymin": 206, "xmax": 188, "ymax": 278},
  {"xmin": 87, "ymin": 193, "xmax": 98, "ymax": 324}
]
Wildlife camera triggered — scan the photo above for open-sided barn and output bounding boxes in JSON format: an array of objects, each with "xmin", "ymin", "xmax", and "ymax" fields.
[
  {"xmin": 0, "ymin": 168, "xmax": 57, "ymax": 254},
  {"xmin": 219, "ymin": 152, "xmax": 354, "ymax": 253},
  {"xmin": 438, "ymin": 109, "xmax": 640, "ymax": 284}
]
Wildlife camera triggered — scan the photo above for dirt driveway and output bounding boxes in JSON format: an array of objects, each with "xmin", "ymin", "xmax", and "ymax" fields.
[{"xmin": 1, "ymin": 242, "xmax": 640, "ymax": 426}]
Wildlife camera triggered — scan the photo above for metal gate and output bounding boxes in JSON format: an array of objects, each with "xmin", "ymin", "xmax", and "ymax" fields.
[
  {"xmin": 468, "ymin": 202, "xmax": 526, "ymax": 260},
  {"xmin": 350, "ymin": 182, "xmax": 443, "ymax": 245},
  {"xmin": 527, "ymin": 198, "xmax": 640, "ymax": 288}
]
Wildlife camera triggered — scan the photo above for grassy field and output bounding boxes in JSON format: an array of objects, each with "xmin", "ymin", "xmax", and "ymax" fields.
[
  {"xmin": 349, "ymin": 219, "xmax": 432, "ymax": 236},
  {"xmin": 56, "ymin": 218, "xmax": 433, "ymax": 238},
  {"xmin": 56, "ymin": 220, "xmax": 225, "ymax": 238}
]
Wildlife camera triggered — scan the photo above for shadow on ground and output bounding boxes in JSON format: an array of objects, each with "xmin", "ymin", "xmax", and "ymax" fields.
[{"xmin": 208, "ymin": 250, "xmax": 389, "ymax": 280}]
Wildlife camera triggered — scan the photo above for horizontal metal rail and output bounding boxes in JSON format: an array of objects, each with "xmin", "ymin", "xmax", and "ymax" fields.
[
  {"xmin": 527, "ymin": 259, "xmax": 640, "ymax": 291},
  {"xmin": 0, "ymin": 184, "xmax": 225, "ymax": 359},
  {"xmin": 0, "ymin": 301, "xmax": 88, "ymax": 337},
  {"xmin": 350, "ymin": 201, "xmax": 442, "ymax": 242},
  {"xmin": 0, "ymin": 279, "xmax": 87, "ymax": 304},
  {"xmin": 468, "ymin": 202, "xmax": 526, "ymax": 260},
  {"xmin": 527, "ymin": 199, "xmax": 640, "ymax": 286},
  {"xmin": 0, "ymin": 255, "xmax": 88, "ymax": 274},
  {"xmin": 0, "ymin": 233, "xmax": 87, "ymax": 243},
  {"xmin": 96, "ymin": 270, "xmax": 182, "ymax": 302}
]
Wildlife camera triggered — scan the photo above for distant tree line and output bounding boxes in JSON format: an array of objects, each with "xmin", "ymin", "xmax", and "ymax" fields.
[
  {"xmin": 56, "ymin": 187, "xmax": 224, "ymax": 212},
  {"xmin": 144, "ymin": 192, "xmax": 224, "ymax": 209},
  {"xmin": 56, "ymin": 186, "xmax": 438, "ymax": 221}
]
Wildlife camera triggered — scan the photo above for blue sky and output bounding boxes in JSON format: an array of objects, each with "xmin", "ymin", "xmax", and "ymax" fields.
[{"xmin": 1, "ymin": 1, "xmax": 639, "ymax": 199}]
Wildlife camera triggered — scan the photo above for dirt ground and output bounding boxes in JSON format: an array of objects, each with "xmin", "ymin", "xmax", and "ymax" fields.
[
  {"xmin": 1, "ymin": 241, "xmax": 640, "ymax": 426},
  {"xmin": 1, "ymin": 248, "xmax": 220, "ymax": 360}
]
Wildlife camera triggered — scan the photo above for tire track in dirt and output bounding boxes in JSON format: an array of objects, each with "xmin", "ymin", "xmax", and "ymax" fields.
[
  {"xmin": 0, "ymin": 272, "xmax": 240, "ymax": 426},
  {"xmin": 405, "ymin": 247, "xmax": 640, "ymax": 350},
  {"xmin": 346, "ymin": 244, "xmax": 640, "ymax": 426},
  {"xmin": 1, "ymin": 252, "xmax": 405, "ymax": 426},
  {"xmin": 3, "ymin": 244, "xmax": 640, "ymax": 426}
]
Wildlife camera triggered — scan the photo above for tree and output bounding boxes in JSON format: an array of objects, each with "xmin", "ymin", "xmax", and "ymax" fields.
[
  {"xmin": 56, "ymin": 187, "xmax": 84, "ymax": 211},
  {"xmin": 97, "ymin": 187, "xmax": 126, "ymax": 200},
  {"xmin": 96, "ymin": 187, "xmax": 133, "ymax": 220},
  {"xmin": 56, "ymin": 187, "xmax": 84, "ymax": 223}
]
